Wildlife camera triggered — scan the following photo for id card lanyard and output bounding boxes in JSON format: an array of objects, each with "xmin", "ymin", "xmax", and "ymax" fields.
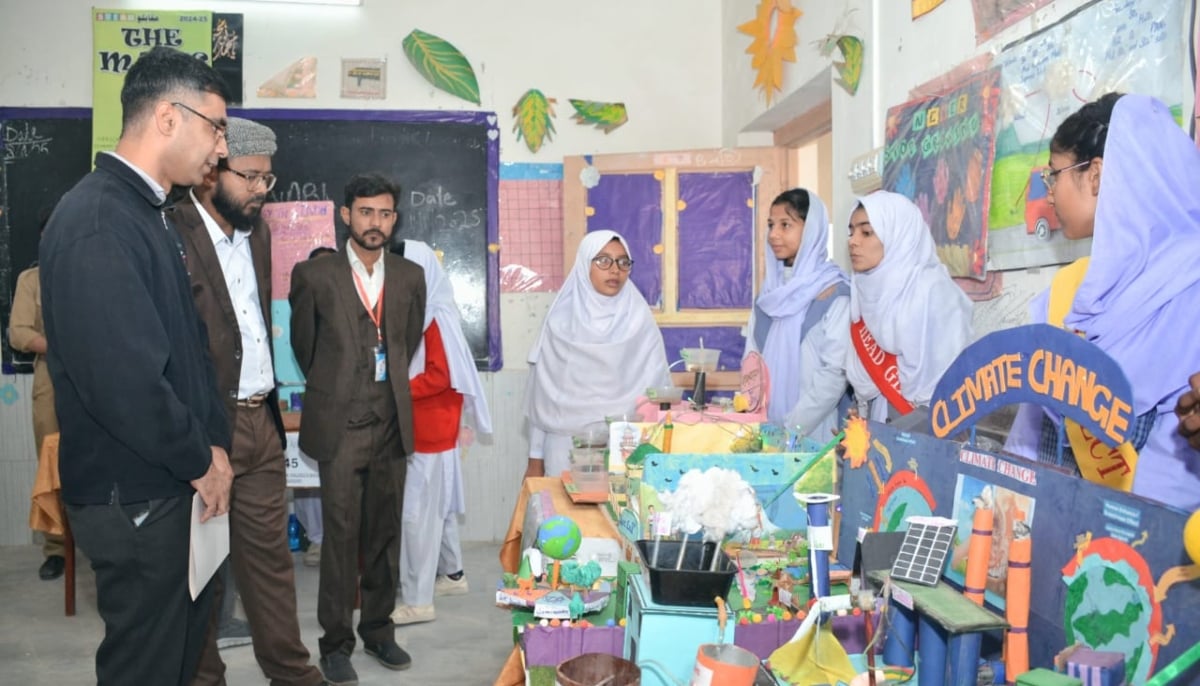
[{"xmin": 351, "ymin": 269, "xmax": 387, "ymax": 381}]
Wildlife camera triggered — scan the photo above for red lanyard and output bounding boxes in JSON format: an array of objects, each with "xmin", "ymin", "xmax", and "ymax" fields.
[{"xmin": 351, "ymin": 269, "xmax": 384, "ymax": 341}]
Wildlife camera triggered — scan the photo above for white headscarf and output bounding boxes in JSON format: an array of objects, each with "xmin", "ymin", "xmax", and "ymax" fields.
[
  {"xmin": 404, "ymin": 240, "xmax": 492, "ymax": 435},
  {"xmin": 525, "ymin": 230, "xmax": 671, "ymax": 436},
  {"xmin": 845, "ymin": 191, "xmax": 973, "ymax": 406},
  {"xmin": 755, "ymin": 191, "xmax": 848, "ymax": 422}
]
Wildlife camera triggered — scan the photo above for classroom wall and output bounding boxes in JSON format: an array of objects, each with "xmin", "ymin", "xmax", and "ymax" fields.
[
  {"xmin": 720, "ymin": 0, "xmax": 1093, "ymax": 334},
  {"xmin": 0, "ymin": 0, "xmax": 1141, "ymax": 545},
  {"xmin": 0, "ymin": 0, "xmax": 725, "ymax": 545}
]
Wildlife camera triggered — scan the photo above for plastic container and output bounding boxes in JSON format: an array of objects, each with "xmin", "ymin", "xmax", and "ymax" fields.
[
  {"xmin": 570, "ymin": 448, "xmax": 608, "ymax": 492},
  {"xmin": 646, "ymin": 385, "xmax": 684, "ymax": 408},
  {"xmin": 635, "ymin": 539, "xmax": 735, "ymax": 607},
  {"xmin": 287, "ymin": 513, "xmax": 302, "ymax": 552},
  {"xmin": 680, "ymin": 347, "xmax": 721, "ymax": 373},
  {"xmin": 570, "ymin": 426, "xmax": 609, "ymax": 492}
]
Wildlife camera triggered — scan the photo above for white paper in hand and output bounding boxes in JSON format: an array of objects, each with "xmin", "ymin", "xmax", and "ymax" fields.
[{"xmin": 189, "ymin": 492, "xmax": 230, "ymax": 600}]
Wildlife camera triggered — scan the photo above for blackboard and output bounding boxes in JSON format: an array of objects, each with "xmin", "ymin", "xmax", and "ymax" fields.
[
  {"xmin": 0, "ymin": 108, "xmax": 93, "ymax": 373},
  {"xmin": 0, "ymin": 107, "xmax": 502, "ymax": 372},
  {"xmin": 240, "ymin": 108, "xmax": 501, "ymax": 371}
]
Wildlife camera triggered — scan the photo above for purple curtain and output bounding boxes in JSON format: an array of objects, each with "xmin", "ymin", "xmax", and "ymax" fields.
[
  {"xmin": 586, "ymin": 173, "xmax": 663, "ymax": 307},
  {"xmin": 677, "ymin": 172, "xmax": 754, "ymax": 309}
]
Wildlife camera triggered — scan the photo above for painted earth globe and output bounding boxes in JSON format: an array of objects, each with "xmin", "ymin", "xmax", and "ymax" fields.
[{"xmin": 536, "ymin": 515, "xmax": 582, "ymax": 561}]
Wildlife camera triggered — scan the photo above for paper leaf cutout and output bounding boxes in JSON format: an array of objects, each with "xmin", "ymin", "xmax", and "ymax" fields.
[
  {"xmin": 737, "ymin": 0, "xmax": 802, "ymax": 106},
  {"xmin": 822, "ymin": 34, "xmax": 863, "ymax": 96},
  {"xmin": 814, "ymin": 9, "xmax": 863, "ymax": 96},
  {"xmin": 257, "ymin": 57, "xmax": 317, "ymax": 99},
  {"xmin": 402, "ymin": 29, "xmax": 481, "ymax": 105},
  {"xmin": 568, "ymin": 99, "xmax": 628, "ymax": 133},
  {"xmin": 512, "ymin": 89, "xmax": 556, "ymax": 153}
]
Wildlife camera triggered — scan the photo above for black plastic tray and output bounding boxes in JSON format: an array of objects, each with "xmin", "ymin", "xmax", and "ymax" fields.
[{"xmin": 635, "ymin": 539, "xmax": 735, "ymax": 608}]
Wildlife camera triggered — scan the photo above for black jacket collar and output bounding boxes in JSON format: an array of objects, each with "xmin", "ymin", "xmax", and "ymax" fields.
[{"xmin": 94, "ymin": 152, "xmax": 172, "ymax": 208}]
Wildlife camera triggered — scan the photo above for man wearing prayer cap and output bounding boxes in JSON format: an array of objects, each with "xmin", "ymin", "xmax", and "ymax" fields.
[{"xmin": 170, "ymin": 118, "xmax": 329, "ymax": 685}]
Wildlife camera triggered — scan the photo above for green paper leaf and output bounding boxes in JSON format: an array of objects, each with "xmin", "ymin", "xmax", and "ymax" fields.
[
  {"xmin": 512, "ymin": 89, "xmax": 556, "ymax": 153},
  {"xmin": 402, "ymin": 29, "xmax": 481, "ymax": 105},
  {"xmin": 833, "ymin": 35, "xmax": 864, "ymax": 96},
  {"xmin": 568, "ymin": 99, "xmax": 628, "ymax": 134}
]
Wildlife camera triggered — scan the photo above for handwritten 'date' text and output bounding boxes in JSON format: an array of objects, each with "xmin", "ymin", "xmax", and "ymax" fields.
[{"xmin": 931, "ymin": 350, "xmax": 1132, "ymax": 444}]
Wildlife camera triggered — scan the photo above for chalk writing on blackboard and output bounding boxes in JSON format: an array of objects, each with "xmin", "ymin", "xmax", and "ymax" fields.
[
  {"xmin": 3, "ymin": 122, "xmax": 53, "ymax": 161},
  {"xmin": 272, "ymin": 181, "xmax": 331, "ymax": 203},
  {"xmin": 408, "ymin": 186, "xmax": 483, "ymax": 233}
]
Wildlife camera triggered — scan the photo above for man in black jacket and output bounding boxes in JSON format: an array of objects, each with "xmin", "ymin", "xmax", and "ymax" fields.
[{"xmin": 39, "ymin": 46, "xmax": 234, "ymax": 686}]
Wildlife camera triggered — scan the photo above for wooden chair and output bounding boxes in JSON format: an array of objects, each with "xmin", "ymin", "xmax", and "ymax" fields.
[{"xmin": 64, "ymin": 518, "xmax": 75, "ymax": 616}]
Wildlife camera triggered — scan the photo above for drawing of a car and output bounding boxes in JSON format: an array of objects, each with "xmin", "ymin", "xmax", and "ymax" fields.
[{"xmin": 1025, "ymin": 167, "xmax": 1060, "ymax": 240}]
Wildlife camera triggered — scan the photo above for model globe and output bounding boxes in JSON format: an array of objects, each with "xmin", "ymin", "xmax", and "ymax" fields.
[{"xmin": 536, "ymin": 515, "xmax": 582, "ymax": 561}]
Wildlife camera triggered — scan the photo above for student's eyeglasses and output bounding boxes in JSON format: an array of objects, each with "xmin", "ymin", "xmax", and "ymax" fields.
[
  {"xmin": 592, "ymin": 255, "xmax": 633, "ymax": 272},
  {"xmin": 1039, "ymin": 159, "xmax": 1090, "ymax": 189},
  {"xmin": 171, "ymin": 101, "xmax": 227, "ymax": 140},
  {"xmin": 223, "ymin": 167, "xmax": 278, "ymax": 191}
]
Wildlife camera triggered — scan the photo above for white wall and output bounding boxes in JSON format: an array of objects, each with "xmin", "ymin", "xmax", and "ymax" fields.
[
  {"xmin": 1, "ymin": 0, "xmax": 724, "ymax": 160},
  {"xmin": 0, "ymin": 0, "xmax": 726, "ymax": 544}
]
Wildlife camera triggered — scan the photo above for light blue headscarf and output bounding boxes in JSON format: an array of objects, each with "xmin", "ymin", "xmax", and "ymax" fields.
[
  {"xmin": 1064, "ymin": 94, "xmax": 1200, "ymax": 415},
  {"xmin": 754, "ymin": 191, "xmax": 847, "ymax": 422}
]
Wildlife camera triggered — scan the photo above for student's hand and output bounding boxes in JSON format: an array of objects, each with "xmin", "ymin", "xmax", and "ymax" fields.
[
  {"xmin": 524, "ymin": 458, "xmax": 545, "ymax": 479},
  {"xmin": 1176, "ymin": 372, "xmax": 1200, "ymax": 451},
  {"xmin": 191, "ymin": 447, "xmax": 234, "ymax": 522}
]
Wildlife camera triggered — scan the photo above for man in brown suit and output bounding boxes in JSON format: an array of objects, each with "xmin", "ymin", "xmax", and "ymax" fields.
[
  {"xmin": 169, "ymin": 117, "xmax": 325, "ymax": 686},
  {"xmin": 8, "ymin": 207, "xmax": 65, "ymax": 581},
  {"xmin": 290, "ymin": 173, "xmax": 426, "ymax": 686}
]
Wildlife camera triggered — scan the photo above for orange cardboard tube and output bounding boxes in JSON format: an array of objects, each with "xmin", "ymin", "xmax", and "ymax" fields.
[
  {"xmin": 1005, "ymin": 535, "xmax": 1032, "ymax": 682},
  {"xmin": 964, "ymin": 507, "xmax": 993, "ymax": 606}
]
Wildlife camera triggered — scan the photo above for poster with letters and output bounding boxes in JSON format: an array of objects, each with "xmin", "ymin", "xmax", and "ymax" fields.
[
  {"xmin": 883, "ymin": 67, "xmax": 1001, "ymax": 279},
  {"xmin": 92, "ymin": 9, "xmax": 213, "ymax": 159}
]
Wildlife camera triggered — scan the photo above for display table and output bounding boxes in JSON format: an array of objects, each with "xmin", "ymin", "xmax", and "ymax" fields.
[{"xmin": 499, "ymin": 477, "xmax": 622, "ymax": 574}]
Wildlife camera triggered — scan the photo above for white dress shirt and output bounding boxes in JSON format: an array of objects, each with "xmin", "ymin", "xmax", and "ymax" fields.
[
  {"xmin": 194, "ymin": 193, "xmax": 274, "ymax": 399},
  {"xmin": 347, "ymin": 245, "xmax": 385, "ymax": 309}
]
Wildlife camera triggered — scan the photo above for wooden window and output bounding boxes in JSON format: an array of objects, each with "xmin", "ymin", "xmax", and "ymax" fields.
[{"xmin": 563, "ymin": 148, "xmax": 786, "ymax": 388}]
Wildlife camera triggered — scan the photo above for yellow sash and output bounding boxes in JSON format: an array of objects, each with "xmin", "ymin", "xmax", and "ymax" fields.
[{"xmin": 1048, "ymin": 258, "xmax": 1139, "ymax": 491}]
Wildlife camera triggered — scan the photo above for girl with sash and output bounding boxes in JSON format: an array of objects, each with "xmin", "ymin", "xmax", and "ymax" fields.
[
  {"xmin": 1003, "ymin": 94, "xmax": 1200, "ymax": 511},
  {"xmin": 744, "ymin": 188, "xmax": 851, "ymax": 439},
  {"xmin": 844, "ymin": 191, "xmax": 973, "ymax": 422},
  {"xmin": 524, "ymin": 230, "xmax": 671, "ymax": 478}
]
